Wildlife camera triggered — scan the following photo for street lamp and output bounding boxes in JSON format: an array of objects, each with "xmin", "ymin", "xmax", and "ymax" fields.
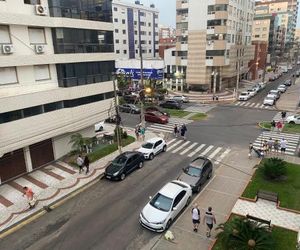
[{"xmin": 211, "ymin": 71, "xmax": 218, "ymax": 94}]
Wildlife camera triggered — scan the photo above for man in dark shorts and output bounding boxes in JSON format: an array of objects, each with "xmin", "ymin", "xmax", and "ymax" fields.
[
  {"xmin": 280, "ymin": 138, "xmax": 287, "ymax": 154},
  {"xmin": 191, "ymin": 204, "xmax": 200, "ymax": 232},
  {"xmin": 203, "ymin": 207, "xmax": 216, "ymax": 237}
]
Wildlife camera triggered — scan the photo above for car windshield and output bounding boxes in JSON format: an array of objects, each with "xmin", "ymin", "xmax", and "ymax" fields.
[
  {"xmin": 265, "ymin": 97, "xmax": 274, "ymax": 100},
  {"xmin": 185, "ymin": 166, "xmax": 202, "ymax": 177},
  {"xmin": 142, "ymin": 143, "xmax": 154, "ymax": 149},
  {"xmin": 240, "ymin": 93, "xmax": 248, "ymax": 96},
  {"xmin": 150, "ymin": 193, "xmax": 173, "ymax": 212},
  {"xmin": 112, "ymin": 155, "xmax": 128, "ymax": 166},
  {"xmin": 153, "ymin": 111, "xmax": 162, "ymax": 116}
]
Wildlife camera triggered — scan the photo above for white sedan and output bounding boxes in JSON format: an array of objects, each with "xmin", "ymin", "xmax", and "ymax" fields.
[
  {"xmin": 238, "ymin": 91, "xmax": 251, "ymax": 101},
  {"xmin": 139, "ymin": 180, "xmax": 192, "ymax": 232},
  {"xmin": 171, "ymin": 95, "xmax": 190, "ymax": 103},
  {"xmin": 263, "ymin": 95, "xmax": 276, "ymax": 106},
  {"xmin": 277, "ymin": 84, "xmax": 287, "ymax": 93},
  {"xmin": 286, "ymin": 115, "xmax": 300, "ymax": 124},
  {"xmin": 247, "ymin": 89, "xmax": 256, "ymax": 97},
  {"xmin": 137, "ymin": 137, "xmax": 167, "ymax": 160}
]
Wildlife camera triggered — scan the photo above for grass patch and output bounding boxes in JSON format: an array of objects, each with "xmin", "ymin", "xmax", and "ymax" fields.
[
  {"xmin": 212, "ymin": 215, "xmax": 297, "ymax": 250},
  {"xmin": 189, "ymin": 113, "xmax": 207, "ymax": 121},
  {"xmin": 259, "ymin": 121, "xmax": 271, "ymax": 130},
  {"xmin": 283, "ymin": 123, "xmax": 300, "ymax": 133},
  {"xmin": 85, "ymin": 136, "xmax": 135, "ymax": 163},
  {"xmin": 164, "ymin": 109, "xmax": 191, "ymax": 118},
  {"xmin": 242, "ymin": 161, "xmax": 300, "ymax": 211}
]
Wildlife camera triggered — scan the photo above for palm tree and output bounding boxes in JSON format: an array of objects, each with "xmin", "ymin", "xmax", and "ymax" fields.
[
  {"xmin": 216, "ymin": 217, "xmax": 274, "ymax": 250},
  {"xmin": 69, "ymin": 133, "xmax": 86, "ymax": 153}
]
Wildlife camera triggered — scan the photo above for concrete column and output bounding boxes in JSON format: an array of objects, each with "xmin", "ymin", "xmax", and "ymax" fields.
[
  {"xmin": 175, "ymin": 78, "xmax": 179, "ymax": 91},
  {"xmin": 23, "ymin": 146, "xmax": 33, "ymax": 173}
]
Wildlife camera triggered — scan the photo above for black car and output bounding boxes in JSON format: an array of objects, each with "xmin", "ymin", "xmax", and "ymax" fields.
[
  {"xmin": 145, "ymin": 106, "xmax": 170, "ymax": 117},
  {"xmin": 159, "ymin": 100, "xmax": 181, "ymax": 109},
  {"xmin": 105, "ymin": 151, "xmax": 144, "ymax": 180},
  {"xmin": 177, "ymin": 157, "xmax": 213, "ymax": 193},
  {"xmin": 119, "ymin": 104, "xmax": 140, "ymax": 114}
]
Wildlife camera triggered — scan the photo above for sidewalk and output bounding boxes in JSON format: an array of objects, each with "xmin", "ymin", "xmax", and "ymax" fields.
[
  {"xmin": 276, "ymin": 78, "xmax": 300, "ymax": 112},
  {"xmin": 0, "ymin": 125, "xmax": 158, "ymax": 234}
]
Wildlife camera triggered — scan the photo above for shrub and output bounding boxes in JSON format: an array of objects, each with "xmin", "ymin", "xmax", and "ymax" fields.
[{"xmin": 262, "ymin": 158, "xmax": 287, "ymax": 180}]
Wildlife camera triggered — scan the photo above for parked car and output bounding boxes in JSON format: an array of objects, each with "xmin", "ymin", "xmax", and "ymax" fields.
[
  {"xmin": 137, "ymin": 137, "xmax": 167, "ymax": 160},
  {"xmin": 171, "ymin": 95, "xmax": 190, "ymax": 103},
  {"xmin": 159, "ymin": 100, "xmax": 182, "ymax": 109},
  {"xmin": 145, "ymin": 111, "xmax": 169, "ymax": 124},
  {"xmin": 238, "ymin": 91, "xmax": 251, "ymax": 101},
  {"xmin": 139, "ymin": 180, "xmax": 192, "ymax": 232},
  {"xmin": 105, "ymin": 115, "xmax": 117, "ymax": 124},
  {"xmin": 145, "ymin": 106, "xmax": 170, "ymax": 117},
  {"xmin": 95, "ymin": 121, "xmax": 104, "ymax": 132},
  {"xmin": 252, "ymin": 86, "xmax": 260, "ymax": 93},
  {"xmin": 177, "ymin": 156, "xmax": 213, "ymax": 193},
  {"xmin": 288, "ymin": 64, "xmax": 293, "ymax": 70},
  {"xmin": 105, "ymin": 151, "xmax": 144, "ymax": 181},
  {"xmin": 286, "ymin": 114, "xmax": 300, "ymax": 124},
  {"xmin": 263, "ymin": 95, "xmax": 276, "ymax": 106},
  {"xmin": 277, "ymin": 84, "xmax": 287, "ymax": 93},
  {"xmin": 268, "ymin": 90, "xmax": 280, "ymax": 99},
  {"xmin": 119, "ymin": 104, "xmax": 140, "ymax": 114},
  {"xmin": 284, "ymin": 79, "xmax": 292, "ymax": 86},
  {"xmin": 296, "ymin": 70, "xmax": 300, "ymax": 77},
  {"xmin": 123, "ymin": 95, "xmax": 138, "ymax": 104},
  {"xmin": 247, "ymin": 89, "xmax": 256, "ymax": 97}
]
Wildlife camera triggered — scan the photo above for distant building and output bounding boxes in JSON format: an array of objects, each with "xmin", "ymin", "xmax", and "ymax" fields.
[
  {"xmin": 158, "ymin": 26, "xmax": 176, "ymax": 59},
  {"xmin": 248, "ymin": 41, "xmax": 268, "ymax": 81}
]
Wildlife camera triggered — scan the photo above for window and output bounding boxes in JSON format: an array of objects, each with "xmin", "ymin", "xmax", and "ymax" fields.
[
  {"xmin": 123, "ymin": 50, "xmax": 127, "ymax": 54},
  {"xmin": 0, "ymin": 25, "xmax": 11, "ymax": 44},
  {"xmin": 23, "ymin": 106, "xmax": 43, "ymax": 118},
  {"xmin": 122, "ymin": 30, "xmax": 126, "ymax": 34},
  {"xmin": 113, "ymin": 7, "xmax": 117, "ymax": 11},
  {"xmin": 34, "ymin": 65, "xmax": 50, "ymax": 81},
  {"xmin": 0, "ymin": 67, "xmax": 18, "ymax": 85},
  {"xmin": 114, "ymin": 18, "xmax": 118, "ymax": 22},
  {"xmin": 123, "ymin": 40, "xmax": 126, "ymax": 44},
  {"xmin": 134, "ymin": 21, "xmax": 137, "ymax": 25},
  {"xmin": 148, "ymin": 31, "xmax": 151, "ymax": 36},
  {"xmin": 148, "ymin": 49, "xmax": 151, "ymax": 53},
  {"xmin": 136, "ymin": 49, "xmax": 138, "ymax": 54},
  {"xmin": 24, "ymin": 0, "xmax": 40, "ymax": 4},
  {"xmin": 148, "ymin": 22, "xmax": 151, "ymax": 27},
  {"xmin": 255, "ymin": 35, "xmax": 260, "ymax": 38},
  {"xmin": 122, "ymin": 19, "xmax": 125, "ymax": 24},
  {"xmin": 115, "ymin": 39, "xmax": 119, "ymax": 43},
  {"xmin": 44, "ymin": 101, "xmax": 63, "ymax": 112},
  {"xmin": 148, "ymin": 40, "xmax": 151, "ymax": 44},
  {"xmin": 28, "ymin": 27, "xmax": 46, "ymax": 44},
  {"xmin": 115, "ymin": 29, "xmax": 119, "ymax": 33},
  {"xmin": 134, "ymin": 30, "xmax": 138, "ymax": 35},
  {"xmin": 116, "ymin": 50, "xmax": 120, "ymax": 54}
]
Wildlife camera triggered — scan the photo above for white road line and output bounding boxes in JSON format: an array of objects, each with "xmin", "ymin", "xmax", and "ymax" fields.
[
  {"xmin": 239, "ymin": 102, "xmax": 246, "ymax": 106},
  {"xmin": 167, "ymin": 138, "xmax": 176, "ymax": 145},
  {"xmin": 244, "ymin": 103, "xmax": 250, "ymax": 107},
  {"xmin": 255, "ymin": 103, "xmax": 260, "ymax": 108},
  {"xmin": 148, "ymin": 127, "xmax": 173, "ymax": 133},
  {"xmin": 235, "ymin": 102, "xmax": 240, "ymax": 106},
  {"xmin": 172, "ymin": 141, "xmax": 190, "ymax": 153},
  {"xmin": 207, "ymin": 147, "xmax": 222, "ymax": 160},
  {"xmin": 200, "ymin": 145, "xmax": 214, "ymax": 157},
  {"xmin": 180, "ymin": 142, "xmax": 198, "ymax": 155},
  {"xmin": 188, "ymin": 144, "xmax": 206, "ymax": 157},
  {"xmin": 249, "ymin": 103, "xmax": 256, "ymax": 107},
  {"xmin": 215, "ymin": 148, "xmax": 231, "ymax": 165},
  {"xmin": 168, "ymin": 140, "xmax": 184, "ymax": 151},
  {"xmin": 259, "ymin": 104, "xmax": 265, "ymax": 108}
]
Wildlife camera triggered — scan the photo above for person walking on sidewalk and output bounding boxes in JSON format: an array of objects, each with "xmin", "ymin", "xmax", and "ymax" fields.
[
  {"xmin": 280, "ymin": 138, "xmax": 287, "ymax": 154},
  {"xmin": 276, "ymin": 121, "xmax": 283, "ymax": 133},
  {"xmin": 22, "ymin": 186, "xmax": 36, "ymax": 209},
  {"xmin": 77, "ymin": 155, "xmax": 84, "ymax": 173},
  {"xmin": 267, "ymin": 137, "xmax": 274, "ymax": 154},
  {"xmin": 281, "ymin": 111, "xmax": 287, "ymax": 123},
  {"xmin": 173, "ymin": 124, "xmax": 179, "ymax": 138},
  {"xmin": 140, "ymin": 127, "xmax": 145, "ymax": 141},
  {"xmin": 271, "ymin": 120, "xmax": 276, "ymax": 131},
  {"xmin": 191, "ymin": 204, "xmax": 200, "ymax": 232},
  {"xmin": 180, "ymin": 124, "xmax": 187, "ymax": 140},
  {"xmin": 203, "ymin": 207, "xmax": 216, "ymax": 237},
  {"xmin": 274, "ymin": 139, "xmax": 280, "ymax": 155},
  {"xmin": 84, "ymin": 155, "xmax": 90, "ymax": 174}
]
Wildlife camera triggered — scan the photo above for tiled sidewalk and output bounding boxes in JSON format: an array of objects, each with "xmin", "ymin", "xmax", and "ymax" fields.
[
  {"xmin": 232, "ymin": 198, "xmax": 300, "ymax": 231},
  {"xmin": 0, "ymin": 126, "xmax": 158, "ymax": 233}
]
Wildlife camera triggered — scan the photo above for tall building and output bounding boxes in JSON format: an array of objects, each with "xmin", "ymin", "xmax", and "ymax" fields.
[
  {"xmin": 0, "ymin": 0, "xmax": 115, "ymax": 183},
  {"xmin": 175, "ymin": 0, "xmax": 255, "ymax": 92},
  {"xmin": 158, "ymin": 26, "xmax": 176, "ymax": 59},
  {"xmin": 112, "ymin": 0, "xmax": 159, "ymax": 59}
]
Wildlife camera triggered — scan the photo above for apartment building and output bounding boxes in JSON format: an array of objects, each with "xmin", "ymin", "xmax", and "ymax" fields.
[
  {"xmin": 159, "ymin": 26, "xmax": 176, "ymax": 59},
  {"xmin": 175, "ymin": 0, "xmax": 255, "ymax": 92},
  {"xmin": 0, "ymin": 0, "xmax": 115, "ymax": 183},
  {"xmin": 112, "ymin": 0, "xmax": 159, "ymax": 59}
]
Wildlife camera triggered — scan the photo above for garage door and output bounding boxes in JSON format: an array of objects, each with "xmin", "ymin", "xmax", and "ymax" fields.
[
  {"xmin": 0, "ymin": 149, "xmax": 27, "ymax": 183},
  {"xmin": 30, "ymin": 139, "xmax": 54, "ymax": 169}
]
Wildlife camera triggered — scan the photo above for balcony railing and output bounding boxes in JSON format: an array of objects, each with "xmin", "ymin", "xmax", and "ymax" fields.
[
  {"xmin": 54, "ymin": 43, "xmax": 114, "ymax": 54},
  {"xmin": 58, "ymin": 74, "xmax": 112, "ymax": 88}
]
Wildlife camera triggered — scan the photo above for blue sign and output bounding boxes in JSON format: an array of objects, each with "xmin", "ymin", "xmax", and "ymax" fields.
[{"xmin": 116, "ymin": 68, "xmax": 164, "ymax": 80}]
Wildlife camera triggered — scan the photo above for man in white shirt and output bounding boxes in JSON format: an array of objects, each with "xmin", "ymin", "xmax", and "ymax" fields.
[
  {"xmin": 76, "ymin": 155, "xmax": 84, "ymax": 173},
  {"xmin": 280, "ymin": 138, "xmax": 287, "ymax": 154},
  {"xmin": 191, "ymin": 203, "xmax": 200, "ymax": 232}
]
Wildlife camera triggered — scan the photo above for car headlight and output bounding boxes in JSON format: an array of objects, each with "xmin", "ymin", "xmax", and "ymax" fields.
[{"xmin": 113, "ymin": 171, "xmax": 120, "ymax": 176}]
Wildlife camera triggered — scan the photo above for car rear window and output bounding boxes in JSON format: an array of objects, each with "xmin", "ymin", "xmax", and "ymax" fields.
[{"xmin": 171, "ymin": 181, "xmax": 188, "ymax": 188}]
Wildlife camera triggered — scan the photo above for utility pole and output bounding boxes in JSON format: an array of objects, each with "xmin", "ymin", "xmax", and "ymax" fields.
[
  {"xmin": 236, "ymin": 55, "xmax": 240, "ymax": 98},
  {"xmin": 112, "ymin": 74, "xmax": 122, "ymax": 154},
  {"xmin": 139, "ymin": 42, "xmax": 145, "ymax": 128}
]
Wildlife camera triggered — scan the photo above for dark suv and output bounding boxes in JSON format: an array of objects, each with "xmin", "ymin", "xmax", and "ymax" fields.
[
  {"xmin": 177, "ymin": 157, "xmax": 213, "ymax": 193},
  {"xmin": 159, "ymin": 100, "xmax": 181, "ymax": 109}
]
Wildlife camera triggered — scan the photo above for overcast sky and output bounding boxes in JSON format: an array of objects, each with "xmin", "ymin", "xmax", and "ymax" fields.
[{"xmin": 127, "ymin": 0, "xmax": 299, "ymax": 28}]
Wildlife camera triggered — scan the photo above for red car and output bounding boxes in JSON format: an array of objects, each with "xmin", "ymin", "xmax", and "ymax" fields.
[{"xmin": 145, "ymin": 111, "xmax": 169, "ymax": 124}]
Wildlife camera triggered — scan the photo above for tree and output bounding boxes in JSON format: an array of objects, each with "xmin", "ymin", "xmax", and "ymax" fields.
[
  {"xmin": 117, "ymin": 73, "xmax": 130, "ymax": 90},
  {"xmin": 69, "ymin": 133, "xmax": 93, "ymax": 154},
  {"xmin": 261, "ymin": 158, "xmax": 287, "ymax": 180},
  {"xmin": 216, "ymin": 217, "xmax": 274, "ymax": 250}
]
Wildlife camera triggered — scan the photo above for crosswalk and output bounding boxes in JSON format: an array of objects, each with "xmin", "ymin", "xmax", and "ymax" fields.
[
  {"xmin": 253, "ymin": 131, "xmax": 300, "ymax": 155},
  {"xmin": 184, "ymin": 104, "xmax": 216, "ymax": 113},
  {"xmin": 272, "ymin": 111, "xmax": 294, "ymax": 122},
  {"xmin": 147, "ymin": 117, "xmax": 193, "ymax": 134},
  {"xmin": 234, "ymin": 101, "xmax": 276, "ymax": 110},
  {"xmin": 166, "ymin": 139, "xmax": 231, "ymax": 164}
]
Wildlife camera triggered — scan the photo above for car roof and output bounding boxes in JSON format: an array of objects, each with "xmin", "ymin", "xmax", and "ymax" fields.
[
  {"xmin": 158, "ymin": 181, "xmax": 187, "ymax": 198},
  {"xmin": 120, "ymin": 151, "xmax": 139, "ymax": 158},
  {"xmin": 189, "ymin": 157, "xmax": 207, "ymax": 168},
  {"xmin": 146, "ymin": 137, "xmax": 164, "ymax": 143},
  {"xmin": 240, "ymin": 91, "xmax": 249, "ymax": 94}
]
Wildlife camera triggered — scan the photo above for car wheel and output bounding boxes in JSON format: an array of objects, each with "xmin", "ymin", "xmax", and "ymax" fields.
[
  {"xmin": 163, "ymin": 145, "xmax": 167, "ymax": 152},
  {"xmin": 290, "ymin": 121, "xmax": 295, "ymax": 124},
  {"xmin": 165, "ymin": 219, "xmax": 172, "ymax": 230},
  {"xmin": 185, "ymin": 196, "xmax": 191, "ymax": 207},
  {"xmin": 149, "ymin": 153, "xmax": 154, "ymax": 160},
  {"xmin": 120, "ymin": 173, "xmax": 126, "ymax": 180},
  {"xmin": 138, "ymin": 161, "xmax": 143, "ymax": 169},
  {"xmin": 207, "ymin": 171, "xmax": 212, "ymax": 179},
  {"xmin": 196, "ymin": 185, "xmax": 201, "ymax": 193}
]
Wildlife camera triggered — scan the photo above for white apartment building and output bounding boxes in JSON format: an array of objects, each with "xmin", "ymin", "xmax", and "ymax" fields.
[
  {"xmin": 0, "ymin": 0, "xmax": 115, "ymax": 183},
  {"xmin": 112, "ymin": 0, "xmax": 159, "ymax": 59},
  {"xmin": 175, "ymin": 0, "xmax": 255, "ymax": 92}
]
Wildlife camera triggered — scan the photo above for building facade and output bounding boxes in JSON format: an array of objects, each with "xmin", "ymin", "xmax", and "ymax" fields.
[
  {"xmin": 176, "ymin": 0, "xmax": 255, "ymax": 92},
  {"xmin": 112, "ymin": 0, "xmax": 159, "ymax": 59},
  {"xmin": 0, "ymin": 0, "xmax": 115, "ymax": 183},
  {"xmin": 248, "ymin": 41, "xmax": 268, "ymax": 80},
  {"xmin": 158, "ymin": 26, "xmax": 176, "ymax": 59}
]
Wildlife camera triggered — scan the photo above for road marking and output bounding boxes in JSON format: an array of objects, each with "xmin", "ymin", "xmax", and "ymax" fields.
[
  {"xmin": 180, "ymin": 142, "xmax": 198, "ymax": 155},
  {"xmin": 207, "ymin": 147, "xmax": 222, "ymax": 160},
  {"xmin": 167, "ymin": 138, "xmax": 176, "ymax": 145},
  {"xmin": 215, "ymin": 148, "xmax": 231, "ymax": 165},
  {"xmin": 255, "ymin": 103, "xmax": 260, "ymax": 108},
  {"xmin": 249, "ymin": 103, "xmax": 255, "ymax": 107},
  {"xmin": 172, "ymin": 141, "xmax": 190, "ymax": 153},
  {"xmin": 200, "ymin": 145, "xmax": 214, "ymax": 157},
  {"xmin": 244, "ymin": 103, "xmax": 250, "ymax": 107},
  {"xmin": 188, "ymin": 144, "xmax": 205, "ymax": 157},
  {"xmin": 259, "ymin": 104, "xmax": 265, "ymax": 108},
  {"xmin": 167, "ymin": 140, "xmax": 183, "ymax": 151},
  {"xmin": 239, "ymin": 102, "xmax": 245, "ymax": 106},
  {"xmin": 235, "ymin": 102, "xmax": 240, "ymax": 106}
]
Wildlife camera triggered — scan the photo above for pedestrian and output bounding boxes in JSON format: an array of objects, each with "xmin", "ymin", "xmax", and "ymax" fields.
[
  {"xmin": 271, "ymin": 120, "xmax": 276, "ymax": 131},
  {"xmin": 248, "ymin": 142, "xmax": 253, "ymax": 158},
  {"xmin": 203, "ymin": 207, "xmax": 216, "ymax": 237},
  {"xmin": 216, "ymin": 95, "xmax": 219, "ymax": 101},
  {"xmin": 274, "ymin": 139, "xmax": 280, "ymax": 155},
  {"xmin": 174, "ymin": 124, "xmax": 178, "ymax": 138},
  {"xmin": 212, "ymin": 95, "xmax": 215, "ymax": 101},
  {"xmin": 191, "ymin": 204, "xmax": 200, "ymax": 232},
  {"xmin": 135, "ymin": 125, "xmax": 140, "ymax": 141},
  {"xmin": 180, "ymin": 124, "xmax": 187, "ymax": 140},
  {"xmin": 22, "ymin": 186, "xmax": 36, "ymax": 209},
  {"xmin": 281, "ymin": 111, "xmax": 287, "ymax": 123},
  {"xmin": 276, "ymin": 120, "xmax": 283, "ymax": 133},
  {"xmin": 84, "ymin": 155, "xmax": 90, "ymax": 174},
  {"xmin": 140, "ymin": 127, "xmax": 145, "ymax": 141},
  {"xmin": 267, "ymin": 137, "xmax": 274, "ymax": 154},
  {"xmin": 262, "ymin": 140, "xmax": 268, "ymax": 155},
  {"xmin": 280, "ymin": 138, "xmax": 287, "ymax": 154},
  {"xmin": 77, "ymin": 154, "xmax": 84, "ymax": 173}
]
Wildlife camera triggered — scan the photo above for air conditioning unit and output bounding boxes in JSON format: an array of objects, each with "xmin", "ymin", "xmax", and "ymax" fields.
[
  {"xmin": 35, "ymin": 45, "xmax": 45, "ymax": 54},
  {"xmin": 35, "ymin": 5, "xmax": 48, "ymax": 16},
  {"xmin": 2, "ymin": 44, "xmax": 14, "ymax": 54}
]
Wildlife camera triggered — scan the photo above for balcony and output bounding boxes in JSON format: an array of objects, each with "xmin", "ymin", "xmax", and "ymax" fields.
[
  {"xmin": 206, "ymin": 56, "xmax": 228, "ymax": 66},
  {"xmin": 215, "ymin": 0, "xmax": 229, "ymax": 4},
  {"xmin": 207, "ymin": 40, "xmax": 226, "ymax": 50},
  {"xmin": 207, "ymin": 25, "xmax": 227, "ymax": 34},
  {"xmin": 215, "ymin": 11, "xmax": 228, "ymax": 19},
  {"xmin": 54, "ymin": 44, "xmax": 114, "ymax": 54},
  {"xmin": 58, "ymin": 74, "xmax": 113, "ymax": 88}
]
